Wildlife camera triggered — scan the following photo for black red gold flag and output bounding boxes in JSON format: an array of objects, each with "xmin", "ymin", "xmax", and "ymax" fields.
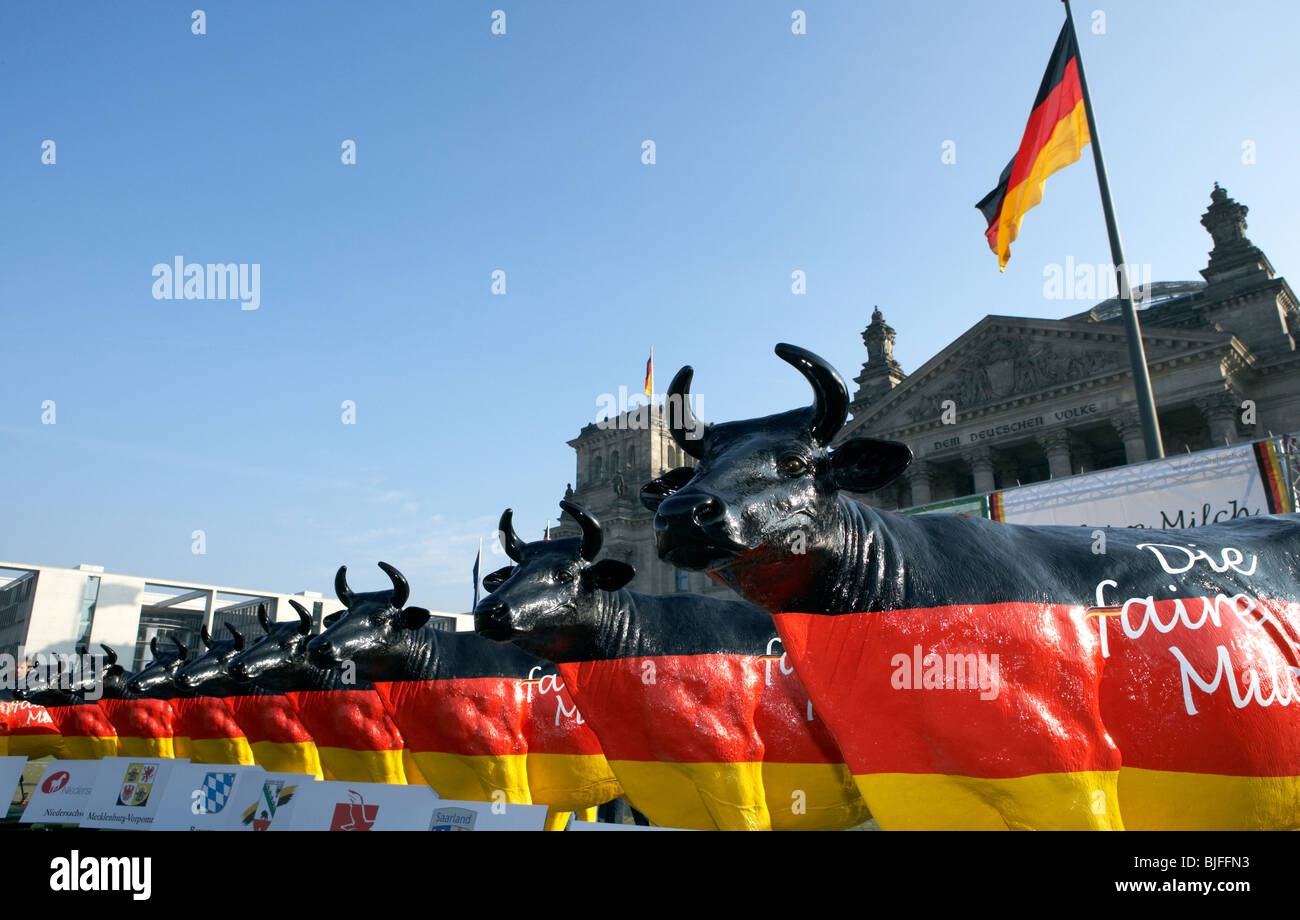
[{"xmin": 977, "ymin": 21, "xmax": 1090, "ymax": 270}]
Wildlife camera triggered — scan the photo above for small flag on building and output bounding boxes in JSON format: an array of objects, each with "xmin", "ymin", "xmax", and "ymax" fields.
[
  {"xmin": 644, "ymin": 348, "xmax": 654, "ymax": 398},
  {"xmin": 544, "ymin": 520, "xmax": 551, "ymax": 541},
  {"xmin": 976, "ymin": 21, "xmax": 1090, "ymax": 271}
]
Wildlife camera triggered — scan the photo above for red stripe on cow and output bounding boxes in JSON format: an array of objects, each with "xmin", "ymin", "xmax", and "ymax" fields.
[
  {"xmin": 169, "ymin": 696, "xmax": 248, "ymax": 742},
  {"xmin": 0, "ymin": 701, "xmax": 60, "ymax": 737},
  {"xmin": 222, "ymin": 694, "xmax": 314, "ymax": 745},
  {"xmin": 286, "ymin": 689, "xmax": 404, "ymax": 752},
  {"xmin": 43, "ymin": 702, "xmax": 117, "ymax": 739},
  {"xmin": 97, "ymin": 698, "xmax": 176, "ymax": 740},
  {"xmin": 557, "ymin": 654, "xmax": 775, "ymax": 764},
  {"xmin": 776, "ymin": 596, "xmax": 1300, "ymax": 779}
]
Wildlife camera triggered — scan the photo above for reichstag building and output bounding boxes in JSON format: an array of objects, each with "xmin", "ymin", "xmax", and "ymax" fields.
[{"xmin": 554, "ymin": 185, "xmax": 1300, "ymax": 598}]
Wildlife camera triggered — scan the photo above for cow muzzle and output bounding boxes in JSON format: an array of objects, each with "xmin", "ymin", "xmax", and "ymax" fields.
[
  {"xmin": 474, "ymin": 597, "xmax": 516, "ymax": 641},
  {"xmin": 653, "ymin": 490, "xmax": 748, "ymax": 569}
]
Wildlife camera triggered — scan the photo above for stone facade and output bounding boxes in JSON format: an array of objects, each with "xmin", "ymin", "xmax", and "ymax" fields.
[
  {"xmin": 556, "ymin": 186, "xmax": 1299, "ymax": 593},
  {"xmin": 844, "ymin": 185, "xmax": 1299, "ymax": 509}
]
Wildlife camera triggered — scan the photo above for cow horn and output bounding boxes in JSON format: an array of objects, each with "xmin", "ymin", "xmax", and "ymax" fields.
[
  {"xmin": 257, "ymin": 603, "xmax": 271, "ymax": 632},
  {"xmin": 150, "ymin": 636, "xmax": 159, "ymax": 657},
  {"xmin": 335, "ymin": 565, "xmax": 354, "ymax": 606},
  {"xmin": 377, "ymin": 561, "xmax": 410, "ymax": 609},
  {"xmin": 498, "ymin": 509, "xmax": 526, "ymax": 563},
  {"xmin": 775, "ymin": 343, "xmax": 849, "ymax": 446},
  {"xmin": 170, "ymin": 634, "xmax": 188, "ymax": 661},
  {"xmin": 100, "ymin": 644, "xmax": 118, "ymax": 666},
  {"xmin": 559, "ymin": 500, "xmax": 603, "ymax": 561},
  {"xmin": 288, "ymin": 599, "xmax": 312, "ymax": 635},
  {"xmin": 666, "ymin": 366, "xmax": 706, "ymax": 460},
  {"xmin": 201, "ymin": 624, "xmax": 212, "ymax": 648},
  {"xmin": 225, "ymin": 623, "xmax": 245, "ymax": 651}
]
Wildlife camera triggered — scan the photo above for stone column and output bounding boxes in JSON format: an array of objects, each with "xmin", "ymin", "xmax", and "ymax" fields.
[
  {"xmin": 907, "ymin": 461, "xmax": 933, "ymax": 506},
  {"xmin": 966, "ymin": 446, "xmax": 996, "ymax": 495},
  {"xmin": 1037, "ymin": 430, "xmax": 1074, "ymax": 480},
  {"xmin": 1110, "ymin": 409, "xmax": 1147, "ymax": 464},
  {"xmin": 1196, "ymin": 392, "xmax": 1241, "ymax": 446},
  {"xmin": 994, "ymin": 459, "xmax": 1020, "ymax": 490}
]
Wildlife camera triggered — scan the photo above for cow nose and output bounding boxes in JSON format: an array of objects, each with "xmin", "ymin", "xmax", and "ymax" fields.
[
  {"xmin": 308, "ymin": 640, "xmax": 337, "ymax": 668},
  {"xmin": 229, "ymin": 660, "xmax": 248, "ymax": 680},
  {"xmin": 657, "ymin": 491, "xmax": 727, "ymax": 529}
]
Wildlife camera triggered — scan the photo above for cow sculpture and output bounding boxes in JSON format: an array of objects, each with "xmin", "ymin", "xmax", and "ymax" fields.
[
  {"xmin": 214, "ymin": 602, "xmax": 325, "ymax": 778},
  {"xmin": 222, "ymin": 603, "xmax": 421, "ymax": 786},
  {"xmin": 164, "ymin": 624, "xmax": 259, "ymax": 766},
  {"xmin": 307, "ymin": 562, "xmax": 624, "ymax": 832},
  {"xmin": 476, "ymin": 502, "xmax": 869, "ymax": 830},
  {"xmin": 96, "ymin": 639, "xmax": 179, "ymax": 759},
  {"xmin": 0, "ymin": 689, "xmax": 63, "ymax": 760},
  {"xmin": 644, "ymin": 342, "xmax": 1300, "ymax": 830},
  {"xmin": 14, "ymin": 651, "xmax": 118, "ymax": 759}
]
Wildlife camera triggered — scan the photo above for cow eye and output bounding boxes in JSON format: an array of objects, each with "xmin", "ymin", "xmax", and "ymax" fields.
[
  {"xmin": 779, "ymin": 455, "xmax": 809, "ymax": 476},
  {"xmin": 555, "ymin": 569, "xmax": 574, "ymax": 583}
]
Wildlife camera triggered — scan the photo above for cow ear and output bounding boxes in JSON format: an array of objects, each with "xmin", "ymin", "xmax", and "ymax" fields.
[
  {"xmin": 482, "ymin": 566, "xmax": 514, "ymax": 593},
  {"xmin": 402, "ymin": 606, "xmax": 431, "ymax": 630},
  {"xmin": 829, "ymin": 437, "xmax": 913, "ymax": 492},
  {"xmin": 639, "ymin": 467, "xmax": 696, "ymax": 512},
  {"xmin": 581, "ymin": 560, "xmax": 635, "ymax": 592},
  {"xmin": 323, "ymin": 610, "xmax": 345, "ymax": 628}
]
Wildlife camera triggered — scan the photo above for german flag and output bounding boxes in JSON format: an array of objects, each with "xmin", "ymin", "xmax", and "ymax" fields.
[
  {"xmin": 644, "ymin": 348, "xmax": 654, "ymax": 398},
  {"xmin": 977, "ymin": 21, "xmax": 1090, "ymax": 270}
]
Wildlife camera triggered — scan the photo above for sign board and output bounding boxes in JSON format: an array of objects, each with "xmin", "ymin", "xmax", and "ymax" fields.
[
  {"xmin": 21, "ymin": 759, "xmax": 104, "ymax": 825},
  {"xmin": 150, "ymin": 763, "xmax": 266, "ymax": 831},
  {"xmin": 428, "ymin": 799, "xmax": 548, "ymax": 831},
  {"xmin": 0, "ymin": 756, "xmax": 27, "ymax": 808},
  {"xmin": 995, "ymin": 440, "xmax": 1292, "ymax": 528},
  {"xmin": 568, "ymin": 819, "xmax": 679, "ymax": 831},
  {"xmin": 80, "ymin": 757, "xmax": 187, "ymax": 830},
  {"xmin": 218, "ymin": 770, "xmax": 310, "ymax": 831},
  {"xmin": 903, "ymin": 438, "xmax": 1295, "ymax": 529},
  {"xmin": 287, "ymin": 780, "xmax": 439, "ymax": 831}
]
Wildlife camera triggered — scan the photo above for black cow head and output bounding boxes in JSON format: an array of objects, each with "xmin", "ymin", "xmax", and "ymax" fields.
[
  {"xmin": 16, "ymin": 648, "xmax": 107, "ymax": 705},
  {"xmin": 127, "ymin": 636, "xmax": 188, "ymax": 698},
  {"xmin": 228, "ymin": 600, "xmax": 316, "ymax": 691},
  {"xmin": 171, "ymin": 620, "xmax": 252, "ymax": 695},
  {"xmin": 307, "ymin": 562, "xmax": 432, "ymax": 682},
  {"xmin": 643, "ymin": 344, "xmax": 911, "ymax": 602},
  {"xmin": 474, "ymin": 502, "xmax": 634, "ymax": 658}
]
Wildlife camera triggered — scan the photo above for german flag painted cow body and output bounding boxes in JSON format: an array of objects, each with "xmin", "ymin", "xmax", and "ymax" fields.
[
  {"xmin": 97, "ymin": 640, "xmax": 178, "ymax": 760},
  {"xmin": 647, "ymin": 343, "xmax": 1300, "ymax": 830},
  {"xmin": 309, "ymin": 562, "xmax": 622, "ymax": 831},
  {"xmin": 476, "ymin": 504, "xmax": 868, "ymax": 831},
  {"xmin": 226, "ymin": 601, "xmax": 416, "ymax": 785}
]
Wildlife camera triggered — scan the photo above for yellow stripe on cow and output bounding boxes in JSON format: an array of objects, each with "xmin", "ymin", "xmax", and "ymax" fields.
[
  {"xmin": 763, "ymin": 762, "xmax": 872, "ymax": 830},
  {"xmin": 1118, "ymin": 767, "xmax": 1300, "ymax": 831},
  {"xmin": 59, "ymin": 735, "xmax": 118, "ymax": 760},
  {"xmin": 246, "ymin": 740, "xmax": 323, "ymax": 778},
  {"xmin": 524, "ymin": 752, "xmax": 624, "ymax": 814},
  {"xmin": 114, "ymin": 736, "xmax": 175, "ymax": 759},
  {"xmin": 173, "ymin": 735, "xmax": 256, "ymax": 766},
  {"xmin": 407, "ymin": 751, "xmax": 532, "ymax": 803},
  {"xmin": 317, "ymin": 747, "xmax": 408, "ymax": 784},
  {"xmin": 608, "ymin": 760, "xmax": 771, "ymax": 830},
  {"xmin": 854, "ymin": 770, "xmax": 1123, "ymax": 830}
]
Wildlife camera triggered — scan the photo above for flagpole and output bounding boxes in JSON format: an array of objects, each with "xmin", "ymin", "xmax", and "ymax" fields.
[{"xmin": 1062, "ymin": 0, "xmax": 1164, "ymax": 459}]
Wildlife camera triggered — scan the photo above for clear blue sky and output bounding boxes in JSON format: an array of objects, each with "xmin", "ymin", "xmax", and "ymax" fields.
[{"xmin": 2, "ymin": 1, "xmax": 1297, "ymax": 611}]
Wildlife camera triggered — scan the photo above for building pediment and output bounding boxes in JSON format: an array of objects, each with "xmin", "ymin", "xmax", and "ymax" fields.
[{"xmin": 844, "ymin": 315, "xmax": 1241, "ymax": 439}]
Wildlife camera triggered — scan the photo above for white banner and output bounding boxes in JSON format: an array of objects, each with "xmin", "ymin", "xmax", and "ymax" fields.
[
  {"xmin": 150, "ymin": 763, "xmax": 266, "ymax": 831},
  {"xmin": 287, "ymin": 780, "xmax": 439, "ymax": 831},
  {"xmin": 216, "ymin": 770, "xmax": 311, "ymax": 831},
  {"xmin": 81, "ymin": 757, "xmax": 188, "ymax": 830},
  {"xmin": 22, "ymin": 760, "xmax": 103, "ymax": 825},
  {"xmin": 997, "ymin": 441, "xmax": 1283, "ymax": 528},
  {"xmin": 428, "ymin": 799, "xmax": 548, "ymax": 831}
]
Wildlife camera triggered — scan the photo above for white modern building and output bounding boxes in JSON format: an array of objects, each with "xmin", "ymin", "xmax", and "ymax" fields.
[{"xmin": 0, "ymin": 561, "xmax": 471, "ymax": 675}]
